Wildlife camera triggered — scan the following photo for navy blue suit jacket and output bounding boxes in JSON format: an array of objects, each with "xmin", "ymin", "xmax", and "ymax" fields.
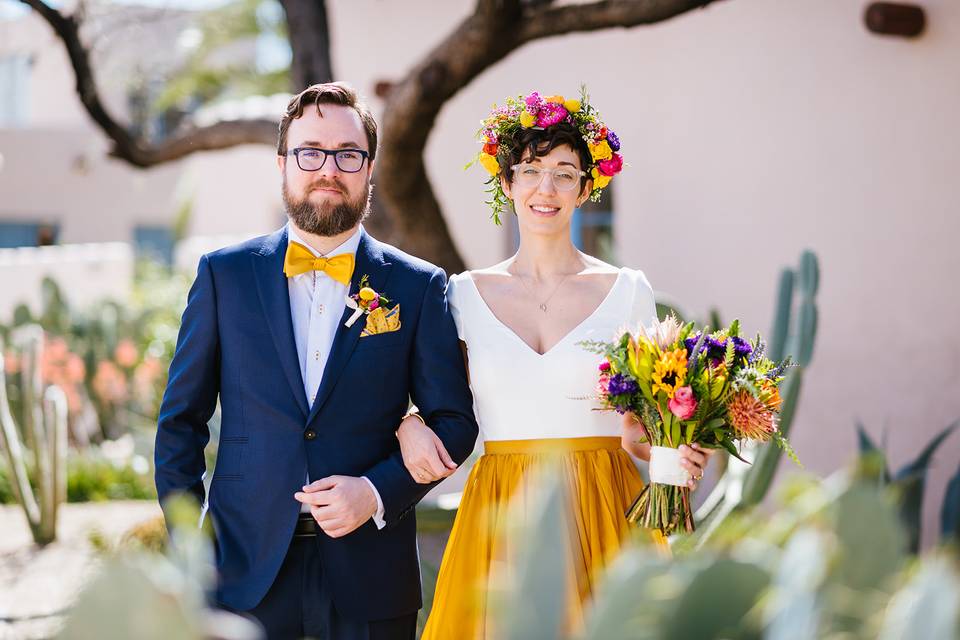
[{"xmin": 154, "ymin": 227, "xmax": 478, "ymax": 619}]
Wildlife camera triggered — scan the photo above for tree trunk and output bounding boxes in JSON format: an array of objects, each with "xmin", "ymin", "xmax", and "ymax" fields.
[{"xmin": 279, "ymin": 0, "xmax": 334, "ymax": 89}]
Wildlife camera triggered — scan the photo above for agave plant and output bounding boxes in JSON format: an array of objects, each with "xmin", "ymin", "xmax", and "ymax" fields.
[{"xmin": 856, "ymin": 418, "xmax": 958, "ymax": 552}]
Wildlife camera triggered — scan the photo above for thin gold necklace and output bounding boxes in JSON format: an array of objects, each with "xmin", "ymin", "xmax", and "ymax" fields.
[{"xmin": 513, "ymin": 270, "xmax": 572, "ymax": 313}]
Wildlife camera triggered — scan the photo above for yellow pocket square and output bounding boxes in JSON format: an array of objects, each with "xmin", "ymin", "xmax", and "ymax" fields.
[{"xmin": 361, "ymin": 304, "xmax": 401, "ymax": 337}]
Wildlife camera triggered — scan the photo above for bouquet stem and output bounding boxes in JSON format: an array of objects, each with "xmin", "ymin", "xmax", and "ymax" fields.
[{"xmin": 625, "ymin": 482, "xmax": 695, "ymax": 536}]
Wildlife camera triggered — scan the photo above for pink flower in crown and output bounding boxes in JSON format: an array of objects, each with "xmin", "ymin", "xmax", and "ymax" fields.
[
  {"xmin": 668, "ymin": 386, "xmax": 698, "ymax": 420},
  {"xmin": 536, "ymin": 102, "xmax": 568, "ymax": 128},
  {"xmin": 524, "ymin": 92, "xmax": 542, "ymax": 112},
  {"xmin": 598, "ymin": 361, "xmax": 611, "ymax": 372},
  {"xmin": 597, "ymin": 153, "xmax": 623, "ymax": 177}
]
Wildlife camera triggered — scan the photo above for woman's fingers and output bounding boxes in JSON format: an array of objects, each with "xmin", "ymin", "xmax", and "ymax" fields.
[{"xmin": 434, "ymin": 436, "xmax": 458, "ymax": 471}]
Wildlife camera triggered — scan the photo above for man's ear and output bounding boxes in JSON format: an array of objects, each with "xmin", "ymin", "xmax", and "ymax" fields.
[
  {"xmin": 367, "ymin": 158, "xmax": 376, "ymax": 179},
  {"xmin": 277, "ymin": 154, "xmax": 285, "ymax": 172}
]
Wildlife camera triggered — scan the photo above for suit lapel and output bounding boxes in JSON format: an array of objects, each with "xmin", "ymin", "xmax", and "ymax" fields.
[
  {"xmin": 252, "ymin": 227, "xmax": 310, "ymax": 418},
  {"xmin": 306, "ymin": 230, "xmax": 392, "ymax": 425}
]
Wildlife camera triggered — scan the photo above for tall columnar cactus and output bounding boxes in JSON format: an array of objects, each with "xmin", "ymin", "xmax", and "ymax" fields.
[
  {"xmin": 0, "ymin": 325, "xmax": 68, "ymax": 546},
  {"xmin": 695, "ymin": 251, "xmax": 819, "ymax": 541}
]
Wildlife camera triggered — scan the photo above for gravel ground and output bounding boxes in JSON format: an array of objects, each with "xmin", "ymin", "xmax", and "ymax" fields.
[
  {"xmin": 0, "ymin": 501, "xmax": 163, "ymax": 640},
  {"xmin": 0, "ymin": 497, "xmax": 457, "ymax": 640}
]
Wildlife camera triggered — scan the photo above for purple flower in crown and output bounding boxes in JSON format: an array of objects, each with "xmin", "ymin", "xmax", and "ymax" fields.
[
  {"xmin": 607, "ymin": 130, "xmax": 621, "ymax": 152},
  {"xmin": 536, "ymin": 102, "xmax": 568, "ymax": 128}
]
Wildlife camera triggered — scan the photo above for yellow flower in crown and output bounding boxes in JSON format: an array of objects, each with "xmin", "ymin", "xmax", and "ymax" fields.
[
  {"xmin": 590, "ymin": 140, "xmax": 613, "ymax": 162},
  {"xmin": 479, "ymin": 153, "xmax": 500, "ymax": 176},
  {"xmin": 519, "ymin": 111, "xmax": 536, "ymax": 128},
  {"xmin": 591, "ymin": 168, "xmax": 612, "ymax": 190},
  {"xmin": 564, "ymin": 98, "xmax": 581, "ymax": 113},
  {"xmin": 651, "ymin": 348, "xmax": 688, "ymax": 399}
]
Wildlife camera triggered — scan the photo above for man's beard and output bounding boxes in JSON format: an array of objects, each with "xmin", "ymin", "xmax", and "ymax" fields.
[{"xmin": 282, "ymin": 176, "xmax": 372, "ymax": 237}]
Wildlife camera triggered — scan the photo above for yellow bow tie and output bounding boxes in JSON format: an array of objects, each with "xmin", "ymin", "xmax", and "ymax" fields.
[{"xmin": 282, "ymin": 241, "xmax": 355, "ymax": 286}]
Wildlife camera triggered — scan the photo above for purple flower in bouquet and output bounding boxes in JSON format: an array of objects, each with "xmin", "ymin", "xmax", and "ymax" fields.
[
  {"xmin": 607, "ymin": 373, "xmax": 639, "ymax": 397},
  {"xmin": 731, "ymin": 336, "xmax": 753, "ymax": 359}
]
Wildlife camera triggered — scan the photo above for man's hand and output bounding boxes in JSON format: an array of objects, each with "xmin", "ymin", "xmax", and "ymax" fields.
[
  {"xmin": 396, "ymin": 414, "xmax": 457, "ymax": 484},
  {"xmin": 294, "ymin": 475, "xmax": 377, "ymax": 538}
]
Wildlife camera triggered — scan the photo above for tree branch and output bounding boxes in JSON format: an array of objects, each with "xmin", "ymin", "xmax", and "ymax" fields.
[
  {"xmin": 20, "ymin": 0, "xmax": 277, "ymax": 168},
  {"xmin": 518, "ymin": 0, "xmax": 721, "ymax": 42}
]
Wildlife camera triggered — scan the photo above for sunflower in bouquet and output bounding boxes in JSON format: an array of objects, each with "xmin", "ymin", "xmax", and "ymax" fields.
[{"xmin": 582, "ymin": 316, "xmax": 799, "ymax": 535}]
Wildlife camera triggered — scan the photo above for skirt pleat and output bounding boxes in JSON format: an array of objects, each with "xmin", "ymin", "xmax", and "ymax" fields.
[{"xmin": 421, "ymin": 437, "xmax": 668, "ymax": 639}]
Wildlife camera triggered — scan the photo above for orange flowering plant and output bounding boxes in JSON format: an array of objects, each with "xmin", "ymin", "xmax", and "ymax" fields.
[{"xmin": 581, "ymin": 316, "xmax": 800, "ymax": 535}]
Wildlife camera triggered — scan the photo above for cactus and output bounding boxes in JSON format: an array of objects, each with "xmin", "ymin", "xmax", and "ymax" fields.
[
  {"xmin": 0, "ymin": 325, "xmax": 68, "ymax": 545},
  {"xmin": 695, "ymin": 251, "xmax": 819, "ymax": 541}
]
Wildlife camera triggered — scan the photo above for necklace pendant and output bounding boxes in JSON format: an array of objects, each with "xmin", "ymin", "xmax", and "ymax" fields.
[{"xmin": 539, "ymin": 303, "xmax": 548, "ymax": 312}]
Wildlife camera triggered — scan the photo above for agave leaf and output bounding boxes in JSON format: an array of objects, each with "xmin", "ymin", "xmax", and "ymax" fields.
[
  {"xmin": 892, "ymin": 419, "xmax": 958, "ymax": 553},
  {"xmin": 660, "ymin": 557, "xmax": 769, "ymax": 640},
  {"xmin": 940, "ymin": 460, "xmax": 960, "ymax": 544}
]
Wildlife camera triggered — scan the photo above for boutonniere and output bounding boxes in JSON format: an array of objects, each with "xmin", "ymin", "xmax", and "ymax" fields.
[{"xmin": 344, "ymin": 275, "xmax": 392, "ymax": 327}]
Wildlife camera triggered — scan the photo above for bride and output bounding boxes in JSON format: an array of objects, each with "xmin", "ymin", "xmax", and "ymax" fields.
[{"xmin": 398, "ymin": 91, "xmax": 713, "ymax": 638}]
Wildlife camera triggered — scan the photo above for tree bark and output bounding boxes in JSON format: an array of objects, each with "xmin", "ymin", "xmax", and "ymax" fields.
[{"xmin": 278, "ymin": 0, "xmax": 334, "ymax": 89}]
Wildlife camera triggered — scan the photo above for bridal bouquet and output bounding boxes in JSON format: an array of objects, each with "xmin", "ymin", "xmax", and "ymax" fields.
[{"xmin": 582, "ymin": 316, "xmax": 798, "ymax": 535}]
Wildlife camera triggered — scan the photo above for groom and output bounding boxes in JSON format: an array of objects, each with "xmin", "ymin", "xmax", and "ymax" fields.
[{"xmin": 154, "ymin": 82, "xmax": 478, "ymax": 639}]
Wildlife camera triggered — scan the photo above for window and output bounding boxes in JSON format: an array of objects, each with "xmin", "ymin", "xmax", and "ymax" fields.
[
  {"xmin": 0, "ymin": 55, "xmax": 30, "ymax": 127},
  {"xmin": 133, "ymin": 225, "xmax": 174, "ymax": 264},
  {"xmin": 572, "ymin": 184, "xmax": 615, "ymax": 263},
  {"xmin": 0, "ymin": 222, "xmax": 58, "ymax": 248}
]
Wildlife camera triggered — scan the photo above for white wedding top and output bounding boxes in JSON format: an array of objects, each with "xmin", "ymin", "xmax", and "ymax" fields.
[{"xmin": 446, "ymin": 268, "xmax": 657, "ymax": 443}]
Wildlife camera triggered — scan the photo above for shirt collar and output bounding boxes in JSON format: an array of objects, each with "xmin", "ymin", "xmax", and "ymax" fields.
[{"xmin": 286, "ymin": 223, "xmax": 363, "ymax": 259}]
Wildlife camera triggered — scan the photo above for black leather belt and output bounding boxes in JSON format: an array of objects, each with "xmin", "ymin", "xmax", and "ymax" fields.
[{"xmin": 294, "ymin": 513, "xmax": 320, "ymax": 538}]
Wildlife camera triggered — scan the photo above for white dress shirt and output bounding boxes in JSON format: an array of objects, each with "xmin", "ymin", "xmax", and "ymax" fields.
[{"xmin": 287, "ymin": 224, "xmax": 386, "ymax": 528}]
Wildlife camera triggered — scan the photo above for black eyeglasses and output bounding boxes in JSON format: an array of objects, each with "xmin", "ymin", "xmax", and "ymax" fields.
[{"xmin": 285, "ymin": 147, "xmax": 369, "ymax": 173}]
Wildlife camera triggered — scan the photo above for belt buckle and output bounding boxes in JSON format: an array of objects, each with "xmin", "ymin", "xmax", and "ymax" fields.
[{"xmin": 294, "ymin": 514, "xmax": 318, "ymax": 538}]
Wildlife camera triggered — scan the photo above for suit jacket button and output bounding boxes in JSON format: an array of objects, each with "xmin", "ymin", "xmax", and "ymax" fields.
[{"xmin": 304, "ymin": 429, "xmax": 317, "ymax": 441}]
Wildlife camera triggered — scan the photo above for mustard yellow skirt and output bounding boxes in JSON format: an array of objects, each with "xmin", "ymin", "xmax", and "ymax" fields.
[{"xmin": 421, "ymin": 436, "xmax": 668, "ymax": 640}]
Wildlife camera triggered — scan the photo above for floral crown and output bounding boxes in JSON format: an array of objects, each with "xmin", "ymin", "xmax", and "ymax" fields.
[{"xmin": 470, "ymin": 87, "xmax": 624, "ymax": 225}]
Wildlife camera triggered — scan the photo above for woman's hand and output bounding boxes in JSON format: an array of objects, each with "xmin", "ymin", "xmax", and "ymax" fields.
[
  {"xmin": 396, "ymin": 414, "xmax": 458, "ymax": 484},
  {"xmin": 679, "ymin": 443, "xmax": 715, "ymax": 491},
  {"xmin": 621, "ymin": 412, "xmax": 652, "ymax": 461}
]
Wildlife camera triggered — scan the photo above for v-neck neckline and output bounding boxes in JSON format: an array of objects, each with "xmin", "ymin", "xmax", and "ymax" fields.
[{"xmin": 465, "ymin": 269, "xmax": 624, "ymax": 358}]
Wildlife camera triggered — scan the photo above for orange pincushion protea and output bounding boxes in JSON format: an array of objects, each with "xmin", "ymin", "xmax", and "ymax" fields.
[{"xmin": 727, "ymin": 389, "xmax": 778, "ymax": 441}]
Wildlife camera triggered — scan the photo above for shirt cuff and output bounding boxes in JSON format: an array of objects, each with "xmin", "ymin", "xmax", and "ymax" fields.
[{"xmin": 362, "ymin": 475, "xmax": 386, "ymax": 530}]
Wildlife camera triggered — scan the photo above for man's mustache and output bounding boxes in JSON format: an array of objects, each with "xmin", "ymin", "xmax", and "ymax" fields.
[{"xmin": 308, "ymin": 179, "xmax": 345, "ymax": 193}]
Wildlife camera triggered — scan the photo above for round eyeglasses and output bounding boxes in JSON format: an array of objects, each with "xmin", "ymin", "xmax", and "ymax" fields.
[
  {"xmin": 511, "ymin": 163, "xmax": 586, "ymax": 191},
  {"xmin": 286, "ymin": 147, "xmax": 369, "ymax": 173}
]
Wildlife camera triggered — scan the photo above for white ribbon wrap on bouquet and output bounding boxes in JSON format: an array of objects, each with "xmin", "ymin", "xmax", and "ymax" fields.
[{"xmin": 648, "ymin": 446, "xmax": 691, "ymax": 487}]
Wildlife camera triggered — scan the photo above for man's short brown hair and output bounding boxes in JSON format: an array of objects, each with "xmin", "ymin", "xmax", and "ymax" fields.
[{"xmin": 277, "ymin": 82, "xmax": 378, "ymax": 160}]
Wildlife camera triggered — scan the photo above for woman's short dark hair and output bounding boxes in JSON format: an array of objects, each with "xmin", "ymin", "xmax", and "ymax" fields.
[{"xmin": 498, "ymin": 122, "xmax": 592, "ymax": 193}]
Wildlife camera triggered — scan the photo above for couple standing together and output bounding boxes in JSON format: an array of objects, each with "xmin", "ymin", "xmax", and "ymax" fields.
[{"xmin": 154, "ymin": 82, "xmax": 712, "ymax": 639}]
